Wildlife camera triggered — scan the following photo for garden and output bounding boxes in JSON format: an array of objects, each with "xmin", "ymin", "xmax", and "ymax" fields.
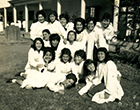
[{"xmin": 0, "ymin": 33, "xmax": 140, "ymax": 110}]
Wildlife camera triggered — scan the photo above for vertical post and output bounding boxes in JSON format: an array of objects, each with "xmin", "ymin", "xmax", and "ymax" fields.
[
  {"xmin": 25, "ymin": 4, "xmax": 28, "ymax": 32},
  {"xmin": 39, "ymin": 2, "xmax": 43, "ymax": 10},
  {"xmin": 13, "ymin": 6, "xmax": 17, "ymax": 25},
  {"xmin": 81, "ymin": 0, "xmax": 86, "ymax": 19},
  {"xmin": 57, "ymin": 0, "xmax": 61, "ymax": 17},
  {"xmin": 4, "ymin": 8, "xmax": 7, "ymax": 28},
  {"xmin": 113, "ymin": 0, "xmax": 120, "ymax": 32}
]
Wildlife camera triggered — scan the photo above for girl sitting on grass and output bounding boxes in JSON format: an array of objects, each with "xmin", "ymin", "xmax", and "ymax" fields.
[
  {"xmin": 17, "ymin": 37, "xmax": 45, "ymax": 78},
  {"xmin": 79, "ymin": 47, "xmax": 124, "ymax": 104},
  {"xmin": 7, "ymin": 47, "xmax": 56, "ymax": 89},
  {"xmin": 55, "ymin": 48, "xmax": 78, "ymax": 80},
  {"xmin": 78, "ymin": 59, "xmax": 97, "ymax": 94}
]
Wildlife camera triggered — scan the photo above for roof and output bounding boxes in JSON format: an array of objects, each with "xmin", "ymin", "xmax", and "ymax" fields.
[{"xmin": 0, "ymin": 0, "xmax": 11, "ymax": 8}]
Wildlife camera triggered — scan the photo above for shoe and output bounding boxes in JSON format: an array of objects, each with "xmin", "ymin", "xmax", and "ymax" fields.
[{"xmin": 6, "ymin": 79, "xmax": 13, "ymax": 83}]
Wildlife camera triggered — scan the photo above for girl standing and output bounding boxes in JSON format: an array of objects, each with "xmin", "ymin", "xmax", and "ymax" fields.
[
  {"xmin": 47, "ymin": 10, "xmax": 67, "ymax": 42},
  {"xmin": 30, "ymin": 10, "xmax": 48, "ymax": 40}
]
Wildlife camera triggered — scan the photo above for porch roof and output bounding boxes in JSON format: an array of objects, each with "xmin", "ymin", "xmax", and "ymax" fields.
[
  {"xmin": 9, "ymin": 0, "xmax": 52, "ymax": 6},
  {"xmin": 0, "ymin": 0, "xmax": 11, "ymax": 8}
]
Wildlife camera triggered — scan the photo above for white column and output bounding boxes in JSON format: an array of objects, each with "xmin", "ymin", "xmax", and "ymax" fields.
[
  {"xmin": 57, "ymin": 0, "xmax": 61, "ymax": 17},
  {"xmin": 39, "ymin": 2, "xmax": 43, "ymax": 10},
  {"xmin": 25, "ymin": 4, "xmax": 28, "ymax": 32},
  {"xmin": 81, "ymin": 0, "xmax": 86, "ymax": 19},
  {"xmin": 113, "ymin": 0, "xmax": 120, "ymax": 32},
  {"xmin": 13, "ymin": 6, "xmax": 17, "ymax": 25},
  {"xmin": 4, "ymin": 8, "xmax": 7, "ymax": 28}
]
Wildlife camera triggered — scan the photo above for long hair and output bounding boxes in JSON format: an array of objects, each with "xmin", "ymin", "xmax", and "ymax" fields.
[
  {"xmin": 49, "ymin": 34, "xmax": 60, "ymax": 51},
  {"xmin": 31, "ymin": 37, "xmax": 44, "ymax": 51},
  {"xmin": 97, "ymin": 47, "xmax": 111, "ymax": 63},
  {"xmin": 83, "ymin": 59, "xmax": 97, "ymax": 77},
  {"xmin": 43, "ymin": 47, "xmax": 55, "ymax": 63},
  {"xmin": 59, "ymin": 48, "xmax": 72, "ymax": 63},
  {"xmin": 74, "ymin": 17, "xmax": 85, "ymax": 34},
  {"xmin": 48, "ymin": 10, "xmax": 58, "ymax": 23}
]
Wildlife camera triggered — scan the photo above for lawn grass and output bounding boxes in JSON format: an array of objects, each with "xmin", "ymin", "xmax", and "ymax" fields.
[{"xmin": 0, "ymin": 38, "xmax": 140, "ymax": 110}]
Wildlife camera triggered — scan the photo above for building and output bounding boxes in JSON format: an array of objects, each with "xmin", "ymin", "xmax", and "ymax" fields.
[{"xmin": 0, "ymin": 0, "xmax": 119, "ymax": 33}]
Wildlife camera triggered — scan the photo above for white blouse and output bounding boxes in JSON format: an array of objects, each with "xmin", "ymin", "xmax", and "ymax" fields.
[
  {"xmin": 30, "ymin": 21, "xmax": 48, "ymax": 40},
  {"xmin": 25, "ymin": 48, "xmax": 44, "ymax": 71},
  {"xmin": 47, "ymin": 20, "xmax": 67, "ymax": 39}
]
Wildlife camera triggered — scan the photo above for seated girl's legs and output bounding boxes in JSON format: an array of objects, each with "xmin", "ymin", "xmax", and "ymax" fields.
[{"xmin": 87, "ymin": 83, "xmax": 105, "ymax": 97}]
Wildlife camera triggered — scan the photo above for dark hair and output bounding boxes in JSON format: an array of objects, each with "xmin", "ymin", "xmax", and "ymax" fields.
[
  {"xmin": 83, "ymin": 59, "xmax": 97, "ymax": 77},
  {"xmin": 74, "ymin": 49, "xmax": 86, "ymax": 60},
  {"xmin": 97, "ymin": 47, "xmax": 111, "ymax": 63},
  {"xmin": 101, "ymin": 12, "xmax": 112, "ymax": 21},
  {"xmin": 60, "ymin": 48, "xmax": 72, "ymax": 63},
  {"xmin": 74, "ymin": 17, "xmax": 85, "ymax": 34},
  {"xmin": 31, "ymin": 37, "xmax": 44, "ymax": 51},
  {"xmin": 36, "ymin": 10, "xmax": 46, "ymax": 21},
  {"xmin": 67, "ymin": 30, "xmax": 77, "ymax": 41},
  {"xmin": 86, "ymin": 17, "xmax": 97, "ymax": 27},
  {"xmin": 66, "ymin": 73, "xmax": 77, "ymax": 88},
  {"xmin": 42, "ymin": 29, "xmax": 51, "ymax": 34},
  {"xmin": 43, "ymin": 47, "xmax": 55, "ymax": 63},
  {"xmin": 59, "ymin": 13, "xmax": 69, "ymax": 23},
  {"xmin": 48, "ymin": 10, "xmax": 58, "ymax": 22},
  {"xmin": 49, "ymin": 34, "xmax": 61, "ymax": 51}
]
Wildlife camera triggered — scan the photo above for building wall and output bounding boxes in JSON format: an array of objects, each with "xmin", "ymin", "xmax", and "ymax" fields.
[{"xmin": 85, "ymin": 0, "xmax": 114, "ymax": 21}]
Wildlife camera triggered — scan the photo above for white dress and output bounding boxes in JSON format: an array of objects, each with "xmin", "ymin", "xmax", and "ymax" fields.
[
  {"xmin": 47, "ymin": 73, "xmax": 66, "ymax": 92},
  {"xmin": 47, "ymin": 20, "xmax": 67, "ymax": 39},
  {"xmin": 92, "ymin": 61, "xmax": 124, "ymax": 104},
  {"xmin": 64, "ymin": 41, "xmax": 85, "ymax": 59},
  {"xmin": 24, "ymin": 48, "xmax": 44, "ymax": 75},
  {"xmin": 94, "ymin": 22, "xmax": 115, "ymax": 50},
  {"xmin": 55, "ymin": 60, "xmax": 79, "ymax": 80},
  {"xmin": 21, "ymin": 61, "xmax": 56, "ymax": 88},
  {"xmin": 30, "ymin": 21, "xmax": 48, "ymax": 40}
]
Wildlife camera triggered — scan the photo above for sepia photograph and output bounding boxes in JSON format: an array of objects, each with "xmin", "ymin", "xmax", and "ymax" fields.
[{"xmin": 0, "ymin": 0, "xmax": 140, "ymax": 110}]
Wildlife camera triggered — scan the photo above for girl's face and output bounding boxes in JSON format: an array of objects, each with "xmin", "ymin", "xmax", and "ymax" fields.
[
  {"xmin": 38, "ymin": 14, "xmax": 45, "ymax": 23},
  {"xmin": 68, "ymin": 32, "xmax": 75, "ymax": 42},
  {"xmin": 49, "ymin": 14, "xmax": 56, "ymax": 23},
  {"xmin": 60, "ymin": 17, "xmax": 67, "ymax": 27},
  {"xmin": 62, "ymin": 79, "xmax": 74, "ymax": 88},
  {"xmin": 87, "ymin": 63, "xmax": 95, "ymax": 72},
  {"xmin": 51, "ymin": 39, "xmax": 59, "ymax": 47},
  {"xmin": 87, "ymin": 21, "xmax": 94, "ymax": 31},
  {"xmin": 97, "ymin": 51, "xmax": 106, "ymax": 62},
  {"xmin": 74, "ymin": 55, "xmax": 83, "ymax": 65},
  {"xmin": 35, "ymin": 40, "xmax": 42, "ymax": 50},
  {"xmin": 43, "ymin": 51, "xmax": 52, "ymax": 63},
  {"xmin": 76, "ymin": 21, "xmax": 83, "ymax": 32},
  {"xmin": 101, "ymin": 19, "xmax": 110, "ymax": 29},
  {"xmin": 62, "ymin": 54, "xmax": 70, "ymax": 63},
  {"xmin": 43, "ymin": 32, "xmax": 50, "ymax": 41}
]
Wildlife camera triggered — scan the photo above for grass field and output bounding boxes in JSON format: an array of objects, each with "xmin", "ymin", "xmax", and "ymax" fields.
[{"xmin": 0, "ymin": 38, "xmax": 140, "ymax": 110}]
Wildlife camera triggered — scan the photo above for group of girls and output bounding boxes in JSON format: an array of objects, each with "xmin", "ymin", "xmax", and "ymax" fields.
[{"xmin": 7, "ymin": 10, "xmax": 124, "ymax": 104}]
